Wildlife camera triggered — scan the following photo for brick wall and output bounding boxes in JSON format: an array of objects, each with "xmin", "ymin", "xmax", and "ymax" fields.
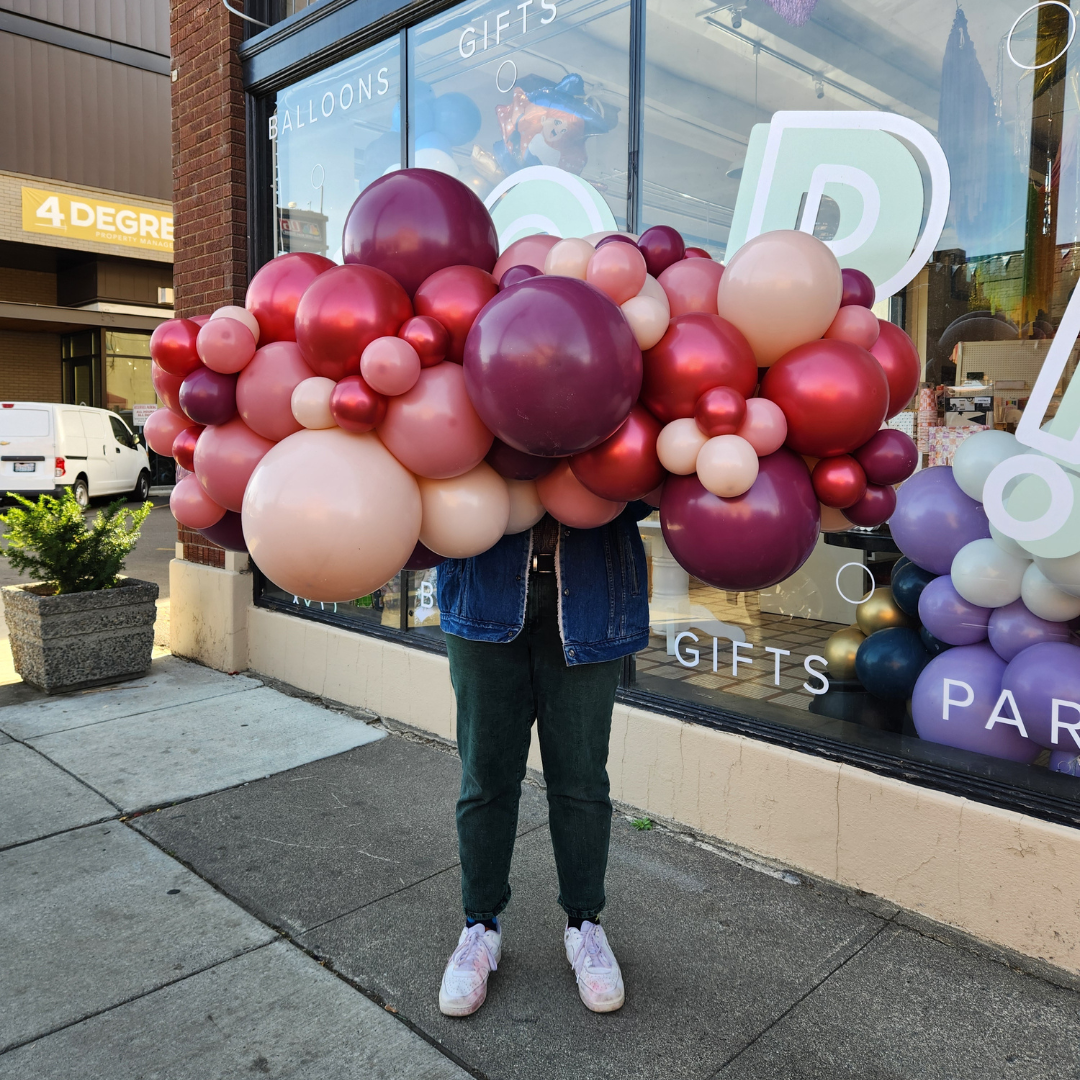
[
  {"xmin": 0, "ymin": 268, "xmax": 57, "ymax": 305},
  {"xmin": 0, "ymin": 332, "xmax": 62, "ymax": 400},
  {"xmin": 170, "ymin": 0, "xmax": 247, "ymax": 318}
]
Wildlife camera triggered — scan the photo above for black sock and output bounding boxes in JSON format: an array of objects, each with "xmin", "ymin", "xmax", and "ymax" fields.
[
  {"xmin": 567, "ymin": 916, "xmax": 596, "ymax": 930},
  {"xmin": 466, "ymin": 917, "xmax": 499, "ymax": 932}
]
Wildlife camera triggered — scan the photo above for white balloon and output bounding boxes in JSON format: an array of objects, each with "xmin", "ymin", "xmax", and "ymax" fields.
[
  {"xmin": 209, "ymin": 304, "xmax": 260, "ymax": 344},
  {"xmin": 1021, "ymin": 561, "xmax": 1080, "ymax": 622},
  {"xmin": 504, "ymin": 478, "xmax": 545, "ymax": 534},
  {"xmin": 291, "ymin": 377, "xmax": 337, "ymax": 429},
  {"xmin": 951, "ymin": 430, "xmax": 1022, "ymax": 502},
  {"xmin": 696, "ymin": 434, "xmax": 759, "ymax": 498},
  {"xmin": 950, "ymin": 537, "xmax": 1027, "ymax": 608},
  {"xmin": 656, "ymin": 418, "xmax": 708, "ymax": 475},
  {"xmin": 1034, "ymin": 550, "xmax": 1080, "ymax": 599},
  {"xmin": 989, "ymin": 522, "xmax": 1032, "ymax": 562}
]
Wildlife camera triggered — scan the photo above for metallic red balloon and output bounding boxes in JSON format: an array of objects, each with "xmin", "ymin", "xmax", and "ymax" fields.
[
  {"xmin": 342, "ymin": 168, "xmax": 498, "ymax": 298},
  {"xmin": 404, "ymin": 539, "xmax": 444, "ymax": 570},
  {"xmin": 694, "ymin": 386, "xmax": 746, "ymax": 436},
  {"xmin": 570, "ymin": 404, "xmax": 664, "ymax": 502},
  {"xmin": 498, "ymin": 264, "xmax": 543, "ymax": 289},
  {"xmin": 811, "ymin": 455, "xmax": 867, "ymax": 509},
  {"xmin": 842, "ymin": 482, "xmax": 897, "ymax": 527},
  {"xmin": 152, "ymin": 361, "xmax": 184, "ymax": 412},
  {"xmin": 637, "ymin": 225, "xmax": 685, "ymax": 277},
  {"xmin": 329, "ymin": 375, "xmax": 387, "ymax": 433},
  {"xmin": 179, "ymin": 367, "xmax": 237, "ymax": 427},
  {"xmin": 150, "ymin": 319, "xmax": 202, "ymax": 378},
  {"xmin": 171, "ymin": 424, "xmax": 204, "ymax": 473},
  {"xmin": 684, "ymin": 247, "xmax": 712, "ymax": 259},
  {"xmin": 414, "ymin": 265, "xmax": 498, "ymax": 364},
  {"xmin": 660, "ymin": 448, "xmax": 819, "ymax": 591},
  {"xmin": 854, "ymin": 428, "xmax": 918, "ymax": 486},
  {"xmin": 245, "ymin": 252, "xmax": 334, "ymax": 344},
  {"xmin": 294, "ymin": 264, "xmax": 412, "ymax": 382},
  {"xmin": 398, "ymin": 315, "xmax": 449, "ymax": 368},
  {"xmin": 463, "ymin": 275, "xmax": 642, "ymax": 457},
  {"xmin": 869, "ymin": 320, "xmax": 921, "ymax": 419},
  {"xmin": 485, "ymin": 437, "xmax": 557, "ymax": 480},
  {"xmin": 761, "ymin": 339, "xmax": 889, "ymax": 457},
  {"xmin": 840, "ymin": 268, "xmax": 876, "ymax": 308},
  {"xmin": 642, "ymin": 314, "xmax": 757, "ymax": 424}
]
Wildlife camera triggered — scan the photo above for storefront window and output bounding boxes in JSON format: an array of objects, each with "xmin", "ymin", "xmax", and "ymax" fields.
[
  {"xmin": 259, "ymin": 571, "xmax": 404, "ymax": 632},
  {"xmin": 104, "ymin": 331, "xmax": 155, "ymax": 430}
]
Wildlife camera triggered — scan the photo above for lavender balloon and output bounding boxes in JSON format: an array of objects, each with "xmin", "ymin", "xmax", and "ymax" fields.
[
  {"xmin": 485, "ymin": 437, "xmax": 557, "ymax": 481},
  {"xmin": 179, "ymin": 367, "xmax": 237, "ymax": 427},
  {"xmin": 918, "ymin": 575, "xmax": 990, "ymax": 645},
  {"xmin": 198, "ymin": 510, "xmax": 247, "ymax": 553},
  {"xmin": 1049, "ymin": 750, "xmax": 1080, "ymax": 777},
  {"xmin": 890, "ymin": 466, "xmax": 990, "ymax": 574},
  {"xmin": 988, "ymin": 599, "xmax": 1074, "ymax": 662},
  {"xmin": 1001, "ymin": 641, "xmax": 1080, "ymax": 752},
  {"xmin": 660, "ymin": 449, "xmax": 819, "ymax": 592},
  {"xmin": 463, "ymin": 276, "xmax": 642, "ymax": 457},
  {"xmin": 911, "ymin": 644, "xmax": 1039, "ymax": 763}
]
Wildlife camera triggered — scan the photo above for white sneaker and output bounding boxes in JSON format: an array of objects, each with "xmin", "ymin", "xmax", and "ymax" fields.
[
  {"xmin": 439, "ymin": 922, "xmax": 502, "ymax": 1017},
  {"xmin": 564, "ymin": 921, "xmax": 625, "ymax": 1013}
]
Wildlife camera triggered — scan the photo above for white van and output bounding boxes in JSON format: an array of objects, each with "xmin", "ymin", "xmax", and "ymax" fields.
[{"xmin": 0, "ymin": 402, "xmax": 152, "ymax": 507}]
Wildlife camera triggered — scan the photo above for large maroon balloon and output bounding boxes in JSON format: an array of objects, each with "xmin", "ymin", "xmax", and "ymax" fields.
[
  {"xmin": 485, "ymin": 437, "xmax": 557, "ymax": 480},
  {"xmin": 198, "ymin": 510, "xmax": 248, "ymax": 553},
  {"xmin": 840, "ymin": 268, "xmax": 875, "ymax": 309},
  {"xmin": 637, "ymin": 225, "xmax": 685, "ymax": 277},
  {"xmin": 463, "ymin": 276, "xmax": 642, "ymax": 457},
  {"xmin": 179, "ymin": 367, "xmax": 237, "ymax": 427},
  {"xmin": 761, "ymin": 339, "xmax": 889, "ymax": 457},
  {"xmin": 642, "ymin": 314, "xmax": 758, "ymax": 424},
  {"xmin": 414, "ymin": 265, "xmax": 498, "ymax": 364},
  {"xmin": 294, "ymin": 264, "xmax": 413, "ymax": 381},
  {"xmin": 245, "ymin": 252, "xmax": 334, "ymax": 344},
  {"xmin": 869, "ymin": 320, "xmax": 921, "ymax": 419},
  {"xmin": 855, "ymin": 428, "xmax": 918, "ymax": 486},
  {"xmin": 342, "ymin": 168, "xmax": 498, "ymax": 298},
  {"xmin": 570, "ymin": 404, "xmax": 664, "ymax": 502},
  {"xmin": 660, "ymin": 449, "xmax": 820, "ymax": 591},
  {"xmin": 150, "ymin": 319, "xmax": 202, "ymax": 378}
]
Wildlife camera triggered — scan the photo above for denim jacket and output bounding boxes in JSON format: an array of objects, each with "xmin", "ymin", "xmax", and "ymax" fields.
[{"xmin": 436, "ymin": 505, "xmax": 651, "ymax": 666}]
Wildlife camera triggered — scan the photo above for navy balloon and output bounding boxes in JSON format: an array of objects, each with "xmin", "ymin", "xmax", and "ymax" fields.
[
  {"xmin": 435, "ymin": 92, "xmax": 482, "ymax": 145},
  {"xmin": 855, "ymin": 627, "xmax": 931, "ymax": 700},
  {"xmin": 891, "ymin": 561, "xmax": 937, "ymax": 618},
  {"xmin": 919, "ymin": 625, "xmax": 952, "ymax": 657}
]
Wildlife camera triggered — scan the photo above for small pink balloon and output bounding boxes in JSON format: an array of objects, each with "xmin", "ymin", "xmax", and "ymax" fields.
[
  {"xmin": 360, "ymin": 336, "xmax": 422, "ymax": 397},
  {"xmin": 586, "ymin": 242, "xmax": 647, "ymax": 306},
  {"xmin": 193, "ymin": 416, "xmax": 274, "ymax": 513},
  {"xmin": 144, "ymin": 407, "xmax": 192, "ymax": 456},
  {"xmin": 492, "ymin": 234, "xmax": 560, "ymax": 283},
  {"xmin": 209, "ymin": 305, "xmax": 261, "ymax": 343},
  {"xmin": 536, "ymin": 462, "xmax": 625, "ymax": 528},
  {"xmin": 656, "ymin": 418, "xmax": 708, "ymax": 475},
  {"xmin": 544, "ymin": 238, "xmax": 594, "ymax": 280},
  {"xmin": 170, "ymin": 474, "xmax": 226, "ymax": 529},
  {"xmin": 377, "ymin": 361, "xmax": 494, "ymax": 479},
  {"xmin": 823, "ymin": 304, "xmax": 881, "ymax": 350},
  {"xmin": 735, "ymin": 397, "xmax": 788, "ymax": 456},
  {"xmin": 291, "ymin": 377, "xmax": 337, "ymax": 429},
  {"xmin": 236, "ymin": 341, "xmax": 315, "ymax": 442},
  {"xmin": 621, "ymin": 295, "xmax": 669, "ymax": 350},
  {"xmin": 696, "ymin": 434, "xmax": 759, "ymax": 498},
  {"xmin": 418, "ymin": 463, "xmax": 511, "ymax": 558},
  {"xmin": 197, "ymin": 317, "xmax": 257, "ymax": 374},
  {"xmin": 657, "ymin": 259, "xmax": 725, "ymax": 317}
]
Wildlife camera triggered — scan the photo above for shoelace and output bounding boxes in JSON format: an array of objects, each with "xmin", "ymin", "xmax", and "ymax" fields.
[
  {"xmin": 570, "ymin": 923, "xmax": 613, "ymax": 975},
  {"xmin": 450, "ymin": 924, "xmax": 498, "ymax": 976}
]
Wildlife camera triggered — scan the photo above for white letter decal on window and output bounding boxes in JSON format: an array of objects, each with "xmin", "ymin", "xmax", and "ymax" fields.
[
  {"xmin": 985, "ymin": 689, "xmax": 1028, "ymax": 738},
  {"xmin": 674, "ymin": 632, "xmax": 700, "ymax": 669},
  {"xmin": 942, "ymin": 679, "xmax": 974, "ymax": 721}
]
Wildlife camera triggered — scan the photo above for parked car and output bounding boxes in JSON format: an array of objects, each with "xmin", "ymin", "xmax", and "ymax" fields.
[{"xmin": 0, "ymin": 402, "xmax": 152, "ymax": 507}]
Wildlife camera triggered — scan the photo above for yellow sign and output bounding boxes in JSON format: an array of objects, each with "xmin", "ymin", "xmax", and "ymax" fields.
[{"xmin": 21, "ymin": 187, "xmax": 173, "ymax": 254}]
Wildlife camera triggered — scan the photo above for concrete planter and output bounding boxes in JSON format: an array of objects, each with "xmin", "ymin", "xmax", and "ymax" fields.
[{"xmin": 3, "ymin": 577, "xmax": 159, "ymax": 694}]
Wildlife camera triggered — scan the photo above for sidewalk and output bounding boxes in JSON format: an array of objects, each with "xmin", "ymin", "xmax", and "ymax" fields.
[{"xmin": 2, "ymin": 649, "xmax": 1080, "ymax": 1078}]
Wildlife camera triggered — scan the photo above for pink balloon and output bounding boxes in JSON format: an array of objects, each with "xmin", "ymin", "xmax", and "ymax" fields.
[
  {"xmin": 144, "ymin": 407, "xmax": 191, "ymax": 456},
  {"xmin": 657, "ymin": 259, "xmax": 725, "ymax": 317},
  {"xmin": 823, "ymin": 305, "xmax": 880, "ymax": 350},
  {"xmin": 418, "ymin": 463, "xmax": 511, "ymax": 558},
  {"xmin": 360, "ymin": 337, "xmax": 422, "ymax": 397},
  {"xmin": 493, "ymin": 235, "xmax": 560, "ymax": 283},
  {"xmin": 236, "ymin": 342, "xmax": 315, "ymax": 442},
  {"xmin": 193, "ymin": 416, "xmax": 274, "ymax": 513},
  {"xmin": 620, "ymin": 296, "xmax": 669, "ymax": 351},
  {"xmin": 377, "ymin": 362, "xmax": 494, "ymax": 479},
  {"xmin": 695, "ymin": 434, "xmax": 759, "ymax": 498},
  {"xmin": 170, "ymin": 474, "xmax": 226, "ymax": 529},
  {"xmin": 291, "ymin": 377, "xmax": 337, "ymax": 429},
  {"xmin": 209, "ymin": 305, "xmax": 260, "ymax": 343},
  {"xmin": 544, "ymin": 238, "xmax": 594, "ymax": 280},
  {"xmin": 656, "ymin": 418, "xmax": 708, "ymax": 475},
  {"xmin": 819, "ymin": 503, "xmax": 854, "ymax": 533},
  {"xmin": 535, "ymin": 461, "xmax": 625, "ymax": 528},
  {"xmin": 197, "ymin": 317, "xmax": 257, "ymax": 374},
  {"xmin": 735, "ymin": 397, "xmax": 788, "ymax": 456},
  {"xmin": 586, "ymin": 242, "xmax": 647, "ymax": 306}
]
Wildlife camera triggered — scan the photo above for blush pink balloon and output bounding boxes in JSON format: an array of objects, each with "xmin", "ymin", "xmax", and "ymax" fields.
[
  {"xmin": 586, "ymin": 242, "xmax": 647, "ymax": 306},
  {"xmin": 823, "ymin": 305, "xmax": 881, "ymax": 350},
  {"xmin": 656, "ymin": 418, "xmax": 708, "ymax": 475},
  {"xmin": 236, "ymin": 341, "xmax": 315, "ymax": 442},
  {"xmin": 377, "ymin": 361, "xmax": 494, "ymax": 479},
  {"xmin": 197, "ymin": 317, "xmax": 257, "ymax": 374},
  {"xmin": 291, "ymin": 377, "xmax": 337, "ymax": 429},
  {"xmin": 170, "ymin": 474, "xmax": 226, "ymax": 529},
  {"xmin": 144, "ymin": 407, "xmax": 192, "ymax": 456},
  {"xmin": 418, "ymin": 463, "xmax": 511, "ymax": 558},
  {"xmin": 193, "ymin": 416, "xmax": 275, "ymax": 513},
  {"xmin": 657, "ymin": 258, "xmax": 725, "ymax": 317},
  {"xmin": 695, "ymin": 434, "xmax": 759, "ymax": 498},
  {"xmin": 209, "ymin": 305, "xmax": 260, "ymax": 343},
  {"xmin": 735, "ymin": 397, "xmax": 788, "ymax": 456},
  {"xmin": 535, "ymin": 461, "xmax": 625, "ymax": 528},
  {"xmin": 544, "ymin": 238, "xmax": 594, "ymax": 279},
  {"xmin": 360, "ymin": 337, "xmax": 422, "ymax": 396},
  {"xmin": 493, "ymin": 234, "xmax": 560, "ymax": 283},
  {"xmin": 819, "ymin": 503, "xmax": 854, "ymax": 533},
  {"xmin": 621, "ymin": 295, "xmax": 669, "ymax": 351}
]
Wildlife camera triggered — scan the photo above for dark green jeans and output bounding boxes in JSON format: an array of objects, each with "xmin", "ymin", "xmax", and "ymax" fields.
[{"xmin": 445, "ymin": 572, "xmax": 622, "ymax": 922}]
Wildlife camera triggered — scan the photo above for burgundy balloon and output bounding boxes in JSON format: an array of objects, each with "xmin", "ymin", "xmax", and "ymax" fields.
[
  {"xmin": 179, "ymin": 367, "xmax": 237, "ymax": 427},
  {"xmin": 684, "ymin": 247, "xmax": 713, "ymax": 259},
  {"xmin": 840, "ymin": 268, "xmax": 876, "ymax": 309},
  {"xmin": 398, "ymin": 315, "xmax": 449, "ymax": 368},
  {"xmin": 869, "ymin": 320, "xmax": 921, "ymax": 419},
  {"xmin": 463, "ymin": 275, "xmax": 642, "ymax": 457},
  {"xmin": 404, "ymin": 540, "xmax": 445, "ymax": 571},
  {"xmin": 342, "ymin": 168, "xmax": 498, "ymax": 297},
  {"xmin": 485, "ymin": 437, "xmax": 557, "ymax": 480},
  {"xmin": 637, "ymin": 225, "xmax": 685, "ymax": 277},
  {"xmin": 842, "ymin": 482, "xmax": 897, "ymax": 527},
  {"xmin": 596, "ymin": 234, "xmax": 638, "ymax": 249},
  {"xmin": 244, "ymin": 252, "xmax": 334, "ymax": 343},
  {"xmin": 198, "ymin": 510, "xmax": 248, "ymax": 553},
  {"xmin": 499, "ymin": 264, "xmax": 543, "ymax": 289},
  {"xmin": 694, "ymin": 386, "xmax": 746, "ymax": 437},
  {"xmin": 855, "ymin": 428, "xmax": 919, "ymax": 486},
  {"xmin": 329, "ymin": 375, "xmax": 387, "ymax": 433},
  {"xmin": 660, "ymin": 449, "xmax": 819, "ymax": 592}
]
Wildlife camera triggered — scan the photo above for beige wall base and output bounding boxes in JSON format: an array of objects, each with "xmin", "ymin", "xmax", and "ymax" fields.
[{"xmin": 171, "ymin": 560, "xmax": 1080, "ymax": 977}]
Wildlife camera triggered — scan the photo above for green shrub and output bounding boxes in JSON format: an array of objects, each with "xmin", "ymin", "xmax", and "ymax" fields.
[{"xmin": 0, "ymin": 489, "xmax": 152, "ymax": 594}]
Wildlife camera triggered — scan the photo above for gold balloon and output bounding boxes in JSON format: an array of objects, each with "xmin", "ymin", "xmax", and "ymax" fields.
[
  {"xmin": 856, "ymin": 586, "xmax": 915, "ymax": 636},
  {"xmin": 822, "ymin": 624, "xmax": 866, "ymax": 682}
]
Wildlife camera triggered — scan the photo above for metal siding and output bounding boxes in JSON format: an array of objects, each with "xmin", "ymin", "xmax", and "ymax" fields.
[{"xmin": 0, "ymin": 0, "xmax": 170, "ymax": 55}]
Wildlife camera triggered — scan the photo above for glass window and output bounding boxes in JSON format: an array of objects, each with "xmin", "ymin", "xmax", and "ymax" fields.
[
  {"xmin": 104, "ymin": 331, "xmax": 155, "ymax": 430},
  {"xmin": 408, "ymin": 0, "xmax": 631, "ymax": 227},
  {"xmin": 271, "ymin": 37, "xmax": 401, "ymax": 261},
  {"xmin": 258, "ymin": 571, "xmax": 404, "ymax": 632}
]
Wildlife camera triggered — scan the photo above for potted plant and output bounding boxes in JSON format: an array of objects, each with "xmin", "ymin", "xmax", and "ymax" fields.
[{"xmin": 1, "ymin": 490, "xmax": 156, "ymax": 694}]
